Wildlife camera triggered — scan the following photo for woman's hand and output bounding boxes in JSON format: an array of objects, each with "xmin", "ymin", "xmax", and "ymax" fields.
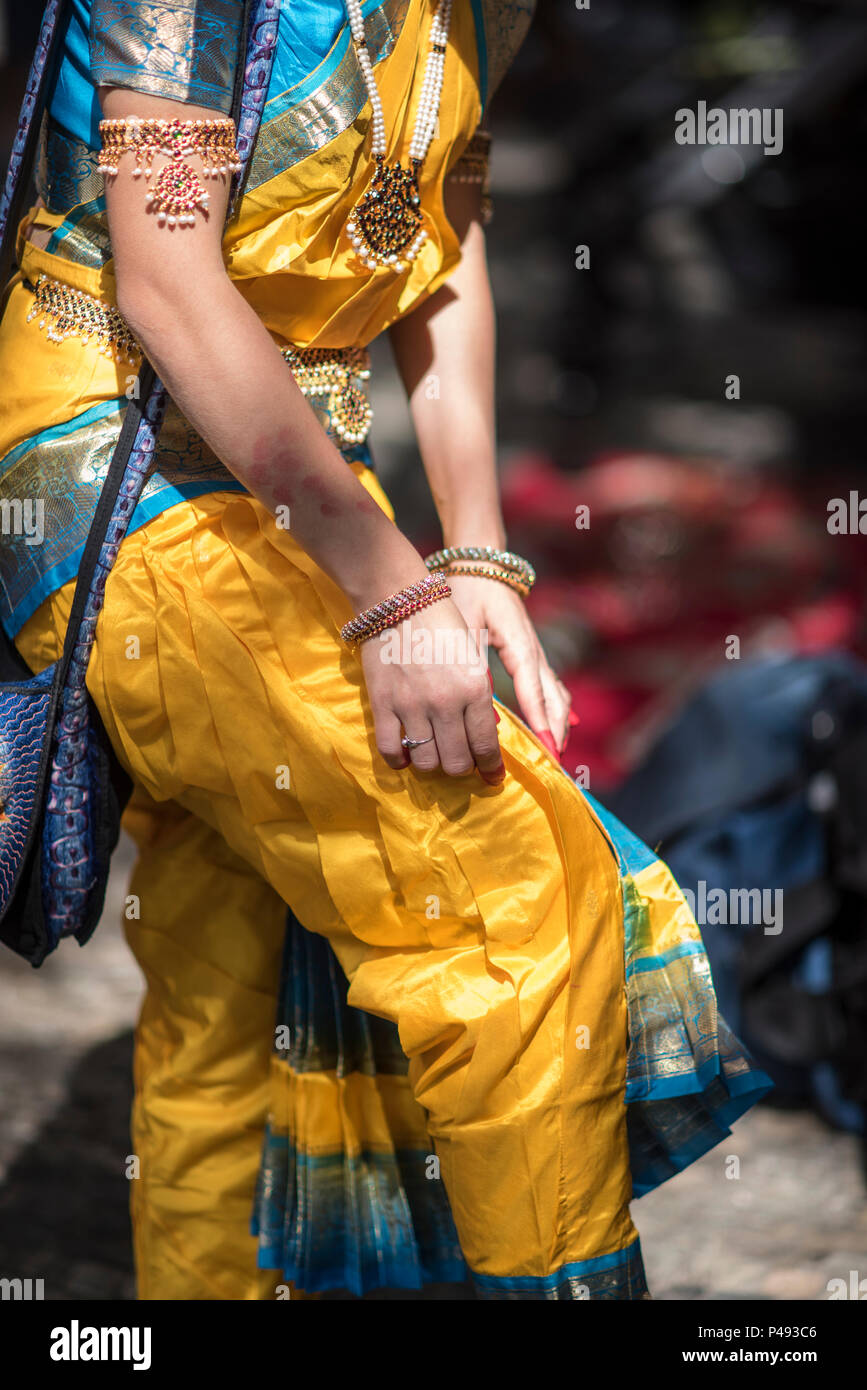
[
  {"xmin": 445, "ymin": 573, "xmax": 573, "ymax": 758},
  {"xmin": 385, "ymin": 174, "xmax": 573, "ymax": 760},
  {"xmin": 359, "ymin": 594, "xmax": 506, "ymax": 785}
]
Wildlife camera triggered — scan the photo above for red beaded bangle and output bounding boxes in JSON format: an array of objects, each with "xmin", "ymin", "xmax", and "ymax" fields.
[{"xmin": 340, "ymin": 573, "xmax": 451, "ymax": 648}]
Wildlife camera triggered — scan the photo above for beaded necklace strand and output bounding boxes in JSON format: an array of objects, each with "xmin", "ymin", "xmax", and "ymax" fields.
[{"xmin": 344, "ymin": 0, "xmax": 452, "ymax": 274}]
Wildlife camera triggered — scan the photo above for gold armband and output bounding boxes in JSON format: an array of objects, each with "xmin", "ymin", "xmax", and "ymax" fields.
[
  {"xmin": 447, "ymin": 127, "xmax": 493, "ymax": 226},
  {"xmin": 97, "ymin": 116, "xmax": 243, "ymax": 228}
]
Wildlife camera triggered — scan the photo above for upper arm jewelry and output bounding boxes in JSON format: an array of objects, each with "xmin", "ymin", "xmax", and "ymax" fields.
[
  {"xmin": 97, "ymin": 116, "xmax": 242, "ymax": 227},
  {"xmin": 446, "ymin": 127, "xmax": 493, "ymax": 226}
]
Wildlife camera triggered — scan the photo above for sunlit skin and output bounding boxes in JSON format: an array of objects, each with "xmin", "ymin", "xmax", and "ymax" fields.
[
  {"xmin": 389, "ymin": 180, "xmax": 574, "ymax": 757},
  {"xmin": 94, "ymin": 86, "xmax": 570, "ymax": 784}
]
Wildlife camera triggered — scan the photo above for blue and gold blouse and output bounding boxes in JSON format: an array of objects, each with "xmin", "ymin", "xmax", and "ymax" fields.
[{"xmin": 0, "ymin": 0, "xmax": 536, "ymax": 638}]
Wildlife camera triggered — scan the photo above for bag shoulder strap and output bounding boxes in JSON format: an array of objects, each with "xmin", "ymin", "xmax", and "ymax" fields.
[
  {"xmin": 59, "ymin": 0, "xmax": 260, "ymax": 632},
  {"xmin": 0, "ymin": 1, "xmax": 68, "ymax": 295},
  {"xmin": 0, "ymin": 2, "xmax": 69, "ymax": 677},
  {"xmin": 0, "ymin": 0, "xmax": 261, "ymax": 679},
  {"xmin": 56, "ymin": 0, "xmax": 258, "ymax": 687}
]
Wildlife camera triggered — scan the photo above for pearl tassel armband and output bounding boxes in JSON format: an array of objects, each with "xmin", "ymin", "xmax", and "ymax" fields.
[{"xmin": 97, "ymin": 117, "xmax": 243, "ymax": 228}]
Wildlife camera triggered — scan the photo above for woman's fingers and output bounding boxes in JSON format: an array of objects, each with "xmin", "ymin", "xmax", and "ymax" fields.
[
  {"xmin": 367, "ymin": 598, "xmax": 572, "ymax": 775},
  {"xmin": 363, "ymin": 603, "xmax": 504, "ymax": 781},
  {"xmin": 503, "ymin": 643, "xmax": 553, "ymax": 748},
  {"xmin": 375, "ymin": 707, "xmax": 410, "ymax": 770},
  {"xmin": 428, "ymin": 711, "xmax": 474, "ymax": 776},
  {"xmin": 402, "ymin": 694, "xmax": 503, "ymax": 783},
  {"xmin": 539, "ymin": 661, "xmax": 570, "ymax": 753},
  {"xmin": 463, "ymin": 696, "xmax": 505, "ymax": 784},
  {"xmin": 372, "ymin": 652, "xmax": 564, "ymax": 775},
  {"xmin": 401, "ymin": 715, "xmax": 440, "ymax": 772},
  {"xmin": 499, "ymin": 635, "xmax": 574, "ymax": 760}
]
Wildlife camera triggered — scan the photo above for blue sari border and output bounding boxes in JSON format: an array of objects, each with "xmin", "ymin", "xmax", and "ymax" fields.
[
  {"xmin": 252, "ymin": 1125, "xmax": 468, "ymax": 1296},
  {"xmin": 472, "ymin": 1237, "xmax": 649, "ymax": 1301},
  {"xmin": 1, "ymin": 473, "xmax": 249, "ymax": 639}
]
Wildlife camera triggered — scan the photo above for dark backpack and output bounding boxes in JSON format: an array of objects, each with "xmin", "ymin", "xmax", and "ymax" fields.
[{"xmin": 608, "ymin": 652, "xmax": 867, "ymax": 1135}]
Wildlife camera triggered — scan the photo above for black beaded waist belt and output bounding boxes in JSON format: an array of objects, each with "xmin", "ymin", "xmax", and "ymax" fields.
[
  {"xmin": 23, "ymin": 271, "xmax": 374, "ymax": 446},
  {"xmin": 0, "ymin": 274, "xmax": 377, "ymax": 638}
]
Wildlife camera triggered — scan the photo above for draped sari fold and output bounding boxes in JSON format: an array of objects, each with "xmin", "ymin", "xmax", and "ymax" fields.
[
  {"xmin": 251, "ymin": 789, "xmax": 772, "ymax": 1299},
  {"xmin": 3, "ymin": 0, "xmax": 772, "ymax": 1303}
]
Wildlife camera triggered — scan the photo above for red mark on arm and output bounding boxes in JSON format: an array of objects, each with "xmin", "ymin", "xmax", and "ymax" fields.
[
  {"xmin": 301, "ymin": 471, "xmax": 345, "ymax": 519},
  {"xmin": 354, "ymin": 489, "xmax": 378, "ymax": 514}
]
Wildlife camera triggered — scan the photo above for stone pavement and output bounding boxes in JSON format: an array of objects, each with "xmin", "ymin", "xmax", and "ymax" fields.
[
  {"xmin": 1, "ymin": 836, "xmax": 865, "ymax": 1301},
  {"xmin": 637, "ymin": 1107, "xmax": 867, "ymax": 1301}
]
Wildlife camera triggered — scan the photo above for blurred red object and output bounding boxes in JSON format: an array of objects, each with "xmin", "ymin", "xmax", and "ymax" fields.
[{"xmin": 498, "ymin": 450, "xmax": 867, "ymax": 791}]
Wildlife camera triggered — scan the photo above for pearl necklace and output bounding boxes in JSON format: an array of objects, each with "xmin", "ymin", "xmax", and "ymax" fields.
[{"xmin": 344, "ymin": 0, "xmax": 452, "ymax": 274}]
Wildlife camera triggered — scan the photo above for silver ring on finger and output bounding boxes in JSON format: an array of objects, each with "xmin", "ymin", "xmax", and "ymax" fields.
[{"xmin": 401, "ymin": 734, "xmax": 436, "ymax": 751}]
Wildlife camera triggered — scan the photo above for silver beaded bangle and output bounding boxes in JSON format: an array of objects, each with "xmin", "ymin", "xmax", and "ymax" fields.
[{"xmin": 424, "ymin": 546, "xmax": 536, "ymax": 590}]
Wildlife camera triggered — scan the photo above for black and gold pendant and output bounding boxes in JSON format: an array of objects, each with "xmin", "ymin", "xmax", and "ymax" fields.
[{"xmin": 346, "ymin": 154, "xmax": 429, "ymax": 273}]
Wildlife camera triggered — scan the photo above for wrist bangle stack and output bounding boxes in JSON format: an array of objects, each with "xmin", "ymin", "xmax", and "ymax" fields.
[
  {"xmin": 424, "ymin": 546, "xmax": 536, "ymax": 593},
  {"xmin": 442, "ymin": 562, "xmax": 531, "ymax": 598},
  {"xmin": 340, "ymin": 572, "xmax": 452, "ymax": 648}
]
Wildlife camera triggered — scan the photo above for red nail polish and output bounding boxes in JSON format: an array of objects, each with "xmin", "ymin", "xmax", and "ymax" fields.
[
  {"xmin": 487, "ymin": 671, "xmax": 500, "ymax": 722},
  {"xmin": 538, "ymin": 730, "xmax": 558, "ymax": 757},
  {"xmin": 478, "ymin": 763, "xmax": 506, "ymax": 785}
]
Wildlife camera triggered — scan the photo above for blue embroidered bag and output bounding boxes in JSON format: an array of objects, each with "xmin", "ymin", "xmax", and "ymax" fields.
[{"xmin": 0, "ymin": 0, "xmax": 277, "ymax": 965}]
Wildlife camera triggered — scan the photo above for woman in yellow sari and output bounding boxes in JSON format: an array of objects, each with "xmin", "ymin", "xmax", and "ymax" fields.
[{"xmin": 0, "ymin": 0, "xmax": 771, "ymax": 1300}]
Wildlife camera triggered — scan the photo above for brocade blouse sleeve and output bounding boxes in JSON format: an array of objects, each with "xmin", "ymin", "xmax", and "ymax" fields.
[
  {"xmin": 446, "ymin": 116, "xmax": 494, "ymax": 226},
  {"xmin": 88, "ymin": 0, "xmax": 245, "ymax": 114}
]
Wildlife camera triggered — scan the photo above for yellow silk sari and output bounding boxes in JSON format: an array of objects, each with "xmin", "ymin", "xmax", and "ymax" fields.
[{"xmin": 1, "ymin": 0, "xmax": 770, "ymax": 1299}]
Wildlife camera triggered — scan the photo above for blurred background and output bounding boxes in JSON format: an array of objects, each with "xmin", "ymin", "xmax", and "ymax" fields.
[{"xmin": 1, "ymin": 0, "xmax": 867, "ymax": 1300}]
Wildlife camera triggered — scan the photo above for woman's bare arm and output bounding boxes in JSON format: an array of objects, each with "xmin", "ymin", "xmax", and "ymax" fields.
[
  {"xmin": 99, "ymin": 87, "xmax": 504, "ymax": 781},
  {"xmin": 388, "ymin": 194, "xmax": 504, "ymax": 551},
  {"xmin": 388, "ymin": 178, "xmax": 572, "ymax": 753},
  {"xmin": 101, "ymin": 88, "xmax": 428, "ymax": 613}
]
